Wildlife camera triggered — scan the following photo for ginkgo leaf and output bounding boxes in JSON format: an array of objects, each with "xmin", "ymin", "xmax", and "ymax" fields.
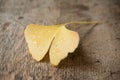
[
  {"xmin": 24, "ymin": 21, "xmax": 98, "ymax": 66},
  {"xmin": 49, "ymin": 25, "xmax": 79, "ymax": 66},
  {"xmin": 24, "ymin": 24, "xmax": 60, "ymax": 61}
]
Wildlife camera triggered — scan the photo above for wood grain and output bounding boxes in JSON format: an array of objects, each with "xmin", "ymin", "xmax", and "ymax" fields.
[{"xmin": 0, "ymin": 0, "xmax": 120, "ymax": 80}]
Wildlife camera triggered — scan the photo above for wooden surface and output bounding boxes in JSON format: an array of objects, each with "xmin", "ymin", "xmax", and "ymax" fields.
[{"xmin": 0, "ymin": 0, "xmax": 120, "ymax": 80}]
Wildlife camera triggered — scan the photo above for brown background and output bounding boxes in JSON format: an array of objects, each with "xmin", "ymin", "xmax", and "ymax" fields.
[{"xmin": 0, "ymin": 0, "xmax": 120, "ymax": 80}]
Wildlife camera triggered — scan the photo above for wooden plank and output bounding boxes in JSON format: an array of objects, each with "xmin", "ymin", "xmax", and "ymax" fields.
[{"xmin": 0, "ymin": 0, "xmax": 120, "ymax": 80}]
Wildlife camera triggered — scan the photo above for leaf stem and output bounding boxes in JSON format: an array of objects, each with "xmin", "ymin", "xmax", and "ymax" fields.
[{"xmin": 64, "ymin": 21, "xmax": 99, "ymax": 25}]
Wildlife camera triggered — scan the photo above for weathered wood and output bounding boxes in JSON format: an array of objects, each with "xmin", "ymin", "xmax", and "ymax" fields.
[{"xmin": 0, "ymin": 0, "xmax": 120, "ymax": 80}]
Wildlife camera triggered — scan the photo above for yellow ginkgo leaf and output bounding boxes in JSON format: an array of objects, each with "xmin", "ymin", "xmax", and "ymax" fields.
[
  {"xmin": 24, "ymin": 21, "xmax": 98, "ymax": 66},
  {"xmin": 24, "ymin": 24, "xmax": 60, "ymax": 61},
  {"xmin": 50, "ymin": 25, "xmax": 79, "ymax": 66}
]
